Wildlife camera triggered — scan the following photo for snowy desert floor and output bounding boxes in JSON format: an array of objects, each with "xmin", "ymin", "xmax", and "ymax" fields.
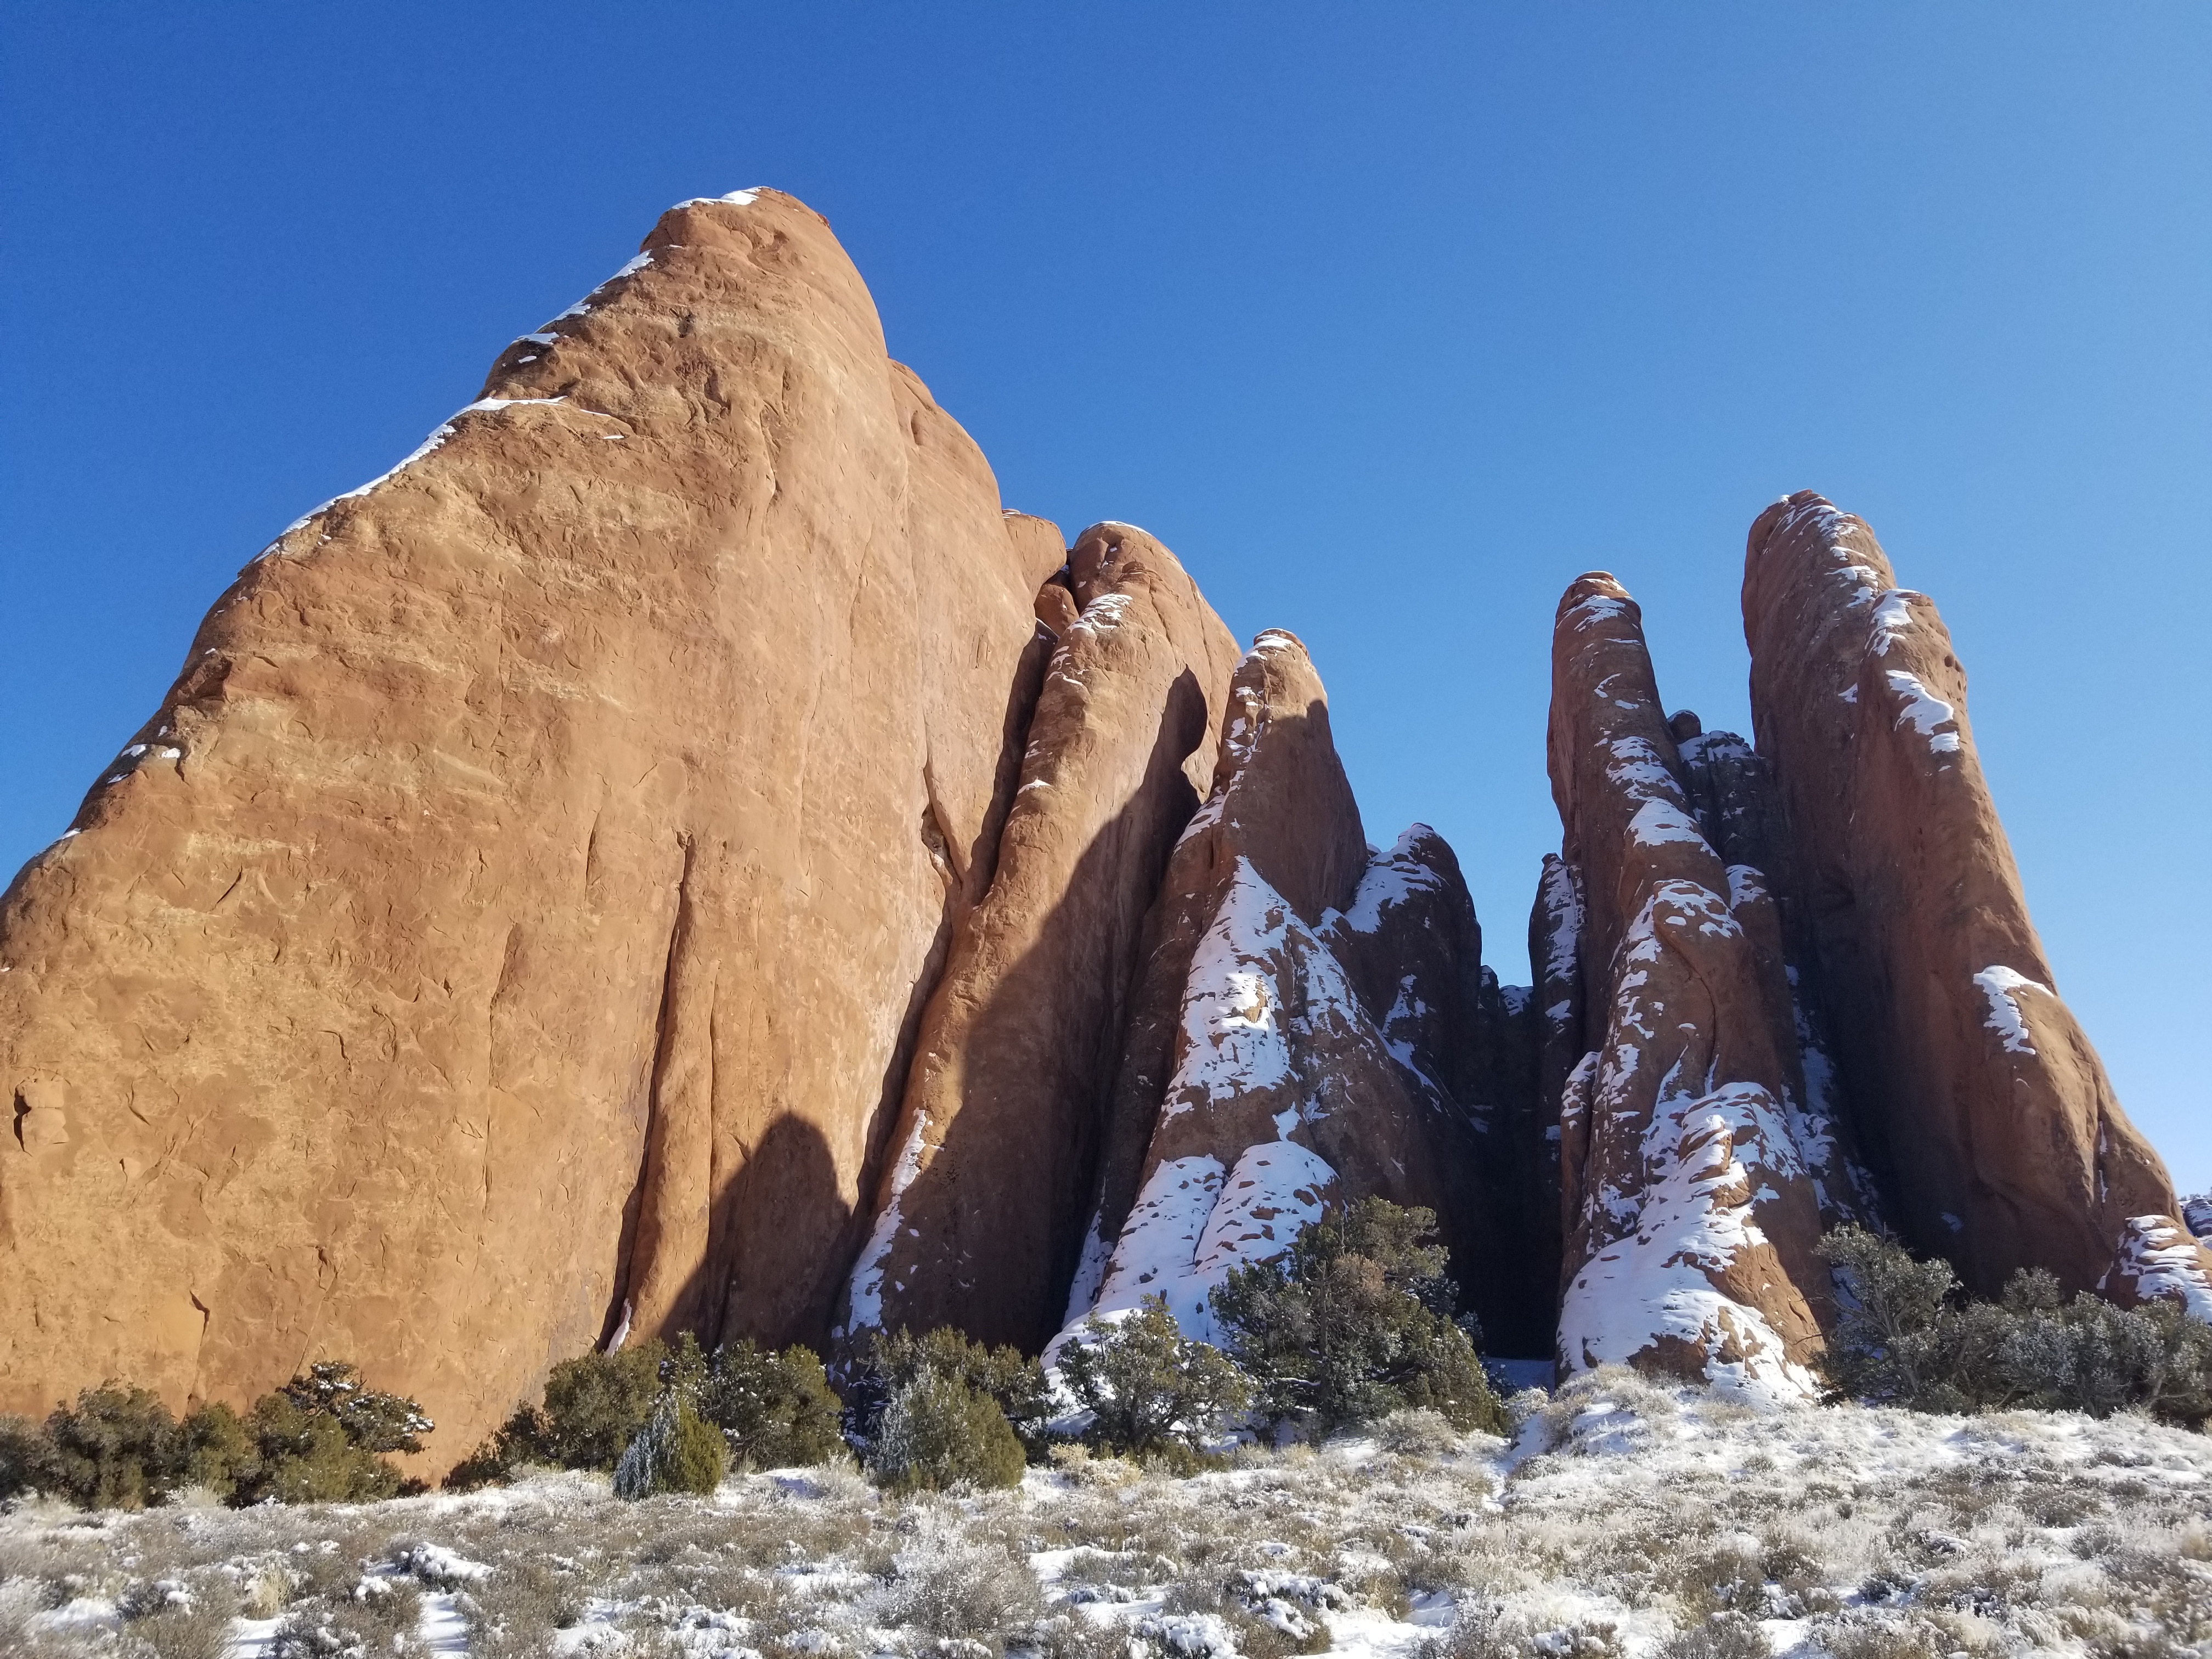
[{"xmin": 4, "ymin": 1366, "xmax": 2210, "ymax": 1659}]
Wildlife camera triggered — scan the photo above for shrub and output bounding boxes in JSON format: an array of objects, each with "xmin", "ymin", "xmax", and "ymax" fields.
[
  {"xmin": 37, "ymin": 1384, "xmax": 187, "ymax": 1509},
  {"xmin": 230, "ymin": 1363, "xmax": 433, "ymax": 1505},
  {"xmin": 690, "ymin": 1338, "xmax": 847, "ymax": 1469},
  {"xmin": 1818, "ymin": 1226, "xmax": 2212, "ymax": 1424},
  {"xmin": 1655, "ymin": 1613, "xmax": 1773, "ymax": 1659},
  {"xmin": 613, "ymin": 1394, "xmax": 726, "ymax": 1498},
  {"xmin": 860, "ymin": 1325, "xmax": 1053, "ymax": 1455},
  {"xmin": 180, "ymin": 1401, "xmax": 255, "ymax": 1498},
  {"xmin": 276, "ymin": 1362, "xmax": 432, "ymax": 1454},
  {"xmin": 1212, "ymin": 1198, "xmax": 1509, "ymax": 1436},
  {"xmin": 0, "ymin": 1414, "xmax": 40, "ymax": 1501},
  {"xmin": 1058, "ymin": 1294, "xmax": 1254, "ymax": 1456},
  {"xmin": 235, "ymin": 1393, "xmax": 405, "ymax": 1504},
  {"xmin": 442, "ymin": 1404, "xmax": 548, "ymax": 1492},
  {"xmin": 539, "ymin": 1340, "xmax": 668, "ymax": 1469},
  {"xmin": 868, "ymin": 1371, "xmax": 1026, "ymax": 1493}
]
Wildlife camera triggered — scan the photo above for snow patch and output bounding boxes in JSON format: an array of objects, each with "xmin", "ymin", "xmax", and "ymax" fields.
[
  {"xmin": 1883, "ymin": 670, "xmax": 1962, "ymax": 753},
  {"xmin": 1973, "ymin": 966, "xmax": 2046, "ymax": 1057}
]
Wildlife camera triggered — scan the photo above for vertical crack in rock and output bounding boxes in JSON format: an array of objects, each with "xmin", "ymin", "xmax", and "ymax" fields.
[
  {"xmin": 839, "ymin": 524, "xmax": 1243, "ymax": 1355},
  {"xmin": 0, "ymin": 188, "xmax": 1073, "ymax": 1464}
]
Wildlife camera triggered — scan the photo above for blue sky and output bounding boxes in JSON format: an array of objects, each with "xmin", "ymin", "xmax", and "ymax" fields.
[{"xmin": 3, "ymin": 4, "xmax": 2206, "ymax": 1188}]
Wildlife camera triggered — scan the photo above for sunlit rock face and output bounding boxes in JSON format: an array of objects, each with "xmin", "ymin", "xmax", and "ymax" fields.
[
  {"xmin": 1, "ymin": 177, "xmax": 2194, "ymax": 1470},
  {"xmin": 1541, "ymin": 574, "xmax": 1836, "ymax": 1401},
  {"xmin": 1742, "ymin": 492, "xmax": 2181, "ymax": 1302}
]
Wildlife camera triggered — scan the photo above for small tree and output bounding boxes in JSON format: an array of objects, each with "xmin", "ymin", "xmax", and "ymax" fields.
[
  {"xmin": 1818, "ymin": 1226, "xmax": 2212, "ymax": 1424},
  {"xmin": 695, "ymin": 1340, "xmax": 846, "ymax": 1469},
  {"xmin": 1212, "ymin": 1198, "xmax": 1508, "ymax": 1436},
  {"xmin": 276, "ymin": 1361, "xmax": 432, "ymax": 1454},
  {"xmin": 868, "ymin": 1370, "xmax": 1026, "ymax": 1493},
  {"xmin": 539, "ymin": 1341, "xmax": 669, "ymax": 1470},
  {"xmin": 860, "ymin": 1327, "xmax": 1053, "ymax": 1457},
  {"xmin": 613, "ymin": 1394, "xmax": 726, "ymax": 1498},
  {"xmin": 35, "ymin": 1384, "xmax": 186, "ymax": 1509},
  {"xmin": 1057, "ymin": 1295, "xmax": 1253, "ymax": 1457}
]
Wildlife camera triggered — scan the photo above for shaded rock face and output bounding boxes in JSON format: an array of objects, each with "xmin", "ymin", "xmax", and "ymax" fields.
[
  {"xmin": 0, "ymin": 190, "xmax": 1071, "ymax": 1463},
  {"xmin": 1543, "ymin": 575, "xmax": 1837, "ymax": 1399},
  {"xmin": 1742, "ymin": 493, "xmax": 2179, "ymax": 1299},
  {"xmin": 1055, "ymin": 636, "xmax": 1501, "ymax": 1350},
  {"xmin": 840, "ymin": 524, "xmax": 1242, "ymax": 1355}
]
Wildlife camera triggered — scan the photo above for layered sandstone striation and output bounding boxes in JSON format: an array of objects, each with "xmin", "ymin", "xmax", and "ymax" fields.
[
  {"xmin": 1544, "ymin": 575, "xmax": 1837, "ymax": 1398},
  {"xmin": 0, "ymin": 189, "xmax": 1073, "ymax": 1463},
  {"xmin": 1743, "ymin": 493, "xmax": 2180, "ymax": 1299}
]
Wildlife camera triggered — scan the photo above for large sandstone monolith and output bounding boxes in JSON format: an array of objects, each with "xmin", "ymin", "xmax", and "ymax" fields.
[
  {"xmin": 0, "ymin": 189, "xmax": 1068, "ymax": 1468},
  {"xmin": 1545, "ymin": 575, "xmax": 1832, "ymax": 1398},
  {"xmin": 1743, "ymin": 493, "xmax": 2179, "ymax": 1298},
  {"xmin": 840, "ymin": 524, "xmax": 1242, "ymax": 1355},
  {"xmin": 1055, "ymin": 634, "xmax": 1492, "ymax": 1348}
]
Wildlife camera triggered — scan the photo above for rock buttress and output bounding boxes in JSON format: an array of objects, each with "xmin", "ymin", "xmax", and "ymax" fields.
[
  {"xmin": 0, "ymin": 189, "xmax": 1066, "ymax": 1470},
  {"xmin": 1545, "ymin": 575, "xmax": 1831, "ymax": 1398},
  {"xmin": 1742, "ymin": 492, "xmax": 2178, "ymax": 1299},
  {"xmin": 1059, "ymin": 634, "xmax": 1495, "ymax": 1349},
  {"xmin": 840, "ymin": 524, "xmax": 1242, "ymax": 1354}
]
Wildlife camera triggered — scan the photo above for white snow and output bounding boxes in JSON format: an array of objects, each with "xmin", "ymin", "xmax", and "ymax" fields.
[
  {"xmin": 1972, "ymin": 965, "xmax": 2047, "ymax": 1057},
  {"xmin": 1159, "ymin": 860, "xmax": 1297, "ymax": 1116},
  {"xmin": 1558, "ymin": 1081, "xmax": 1820, "ymax": 1404},
  {"xmin": 1626, "ymin": 796, "xmax": 1706, "ymax": 850},
  {"xmin": 1883, "ymin": 670, "xmax": 1962, "ymax": 753},
  {"xmin": 1867, "ymin": 589, "xmax": 1923, "ymax": 656},
  {"xmin": 2106, "ymin": 1214, "xmax": 2212, "ymax": 1322},
  {"xmin": 839, "ymin": 1115, "xmax": 931, "ymax": 1336},
  {"xmin": 672, "ymin": 187, "xmax": 764, "ymax": 208},
  {"xmin": 1332, "ymin": 827, "xmax": 1443, "ymax": 935}
]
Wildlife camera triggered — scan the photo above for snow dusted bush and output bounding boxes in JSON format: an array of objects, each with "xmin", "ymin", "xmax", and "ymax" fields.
[
  {"xmin": 687, "ymin": 1336, "xmax": 846, "ymax": 1469},
  {"xmin": 868, "ymin": 1370, "xmax": 1026, "ymax": 1493},
  {"xmin": 1213, "ymin": 1199, "xmax": 1509, "ymax": 1437},
  {"xmin": 1819, "ymin": 1226, "xmax": 2212, "ymax": 1424},
  {"xmin": 612, "ymin": 1393, "xmax": 726, "ymax": 1498},
  {"xmin": 858, "ymin": 1324, "xmax": 1054, "ymax": 1456},
  {"xmin": 871, "ymin": 1518, "xmax": 1045, "ymax": 1641},
  {"xmin": 1059, "ymin": 1294, "xmax": 1254, "ymax": 1458},
  {"xmin": 1651, "ymin": 1611, "xmax": 1770, "ymax": 1659}
]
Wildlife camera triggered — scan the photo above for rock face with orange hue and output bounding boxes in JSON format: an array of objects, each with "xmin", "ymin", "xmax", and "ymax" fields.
[
  {"xmin": 839, "ymin": 524, "xmax": 1242, "ymax": 1355},
  {"xmin": 1543, "ymin": 574, "xmax": 1839, "ymax": 1398},
  {"xmin": 1742, "ymin": 493, "xmax": 2180, "ymax": 1299},
  {"xmin": 2, "ymin": 180, "xmax": 2199, "ymax": 1465},
  {"xmin": 0, "ymin": 189, "xmax": 1071, "ymax": 1466},
  {"xmin": 1053, "ymin": 635, "xmax": 1498, "ymax": 1349}
]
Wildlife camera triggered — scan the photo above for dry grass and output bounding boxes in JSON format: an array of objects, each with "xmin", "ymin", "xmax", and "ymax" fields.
[{"xmin": 3, "ymin": 1372, "xmax": 2209, "ymax": 1657}]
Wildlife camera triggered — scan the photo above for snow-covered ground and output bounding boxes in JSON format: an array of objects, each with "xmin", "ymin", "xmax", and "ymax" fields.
[{"xmin": 4, "ymin": 1367, "xmax": 2208, "ymax": 1658}]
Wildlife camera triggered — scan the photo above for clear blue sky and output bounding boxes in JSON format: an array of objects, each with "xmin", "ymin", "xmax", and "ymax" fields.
[{"xmin": 4, "ymin": 5, "xmax": 2206, "ymax": 1190}]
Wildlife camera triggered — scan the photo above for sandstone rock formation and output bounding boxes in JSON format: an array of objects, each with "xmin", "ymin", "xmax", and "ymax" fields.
[
  {"xmin": 2101, "ymin": 1215, "xmax": 2212, "ymax": 1323},
  {"xmin": 840, "ymin": 524, "xmax": 1242, "ymax": 1355},
  {"xmin": 3, "ymin": 177, "xmax": 2200, "ymax": 1458},
  {"xmin": 1742, "ymin": 493, "xmax": 2180, "ymax": 1299},
  {"xmin": 1544, "ymin": 574, "xmax": 1836, "ymax": 1398},
  {"xmin": 1053, "ymin": 635, "xmax": 1497, "ymax": 1349},
  {"xmin": 0, "ymin": 189, "xmax": 1072, "ymax": 1465}
]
